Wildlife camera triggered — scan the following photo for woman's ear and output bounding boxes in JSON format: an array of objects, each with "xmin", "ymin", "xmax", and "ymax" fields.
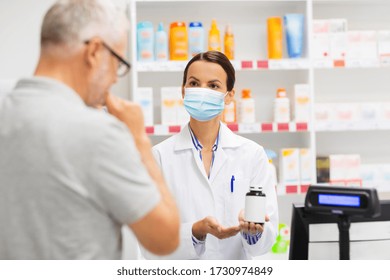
[{"xmin": 225, "ymin": 88, "xmax": 235, "ymax": 105}]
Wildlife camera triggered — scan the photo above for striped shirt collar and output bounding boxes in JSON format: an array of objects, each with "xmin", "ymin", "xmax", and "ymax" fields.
[
  {"xmin": 188, "ymin": 124, "xmax": 220, "ymax": 179},
  {"xmin": 188, "ymin": 125, "xmax": 220, "ymax": 155}
]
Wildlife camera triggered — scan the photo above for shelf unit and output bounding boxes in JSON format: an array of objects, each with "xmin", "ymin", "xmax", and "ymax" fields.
[
  {"xmin": 119, "ymin": 0, "xmax": 390, "ymax": 258},
  {"xmin": 125, "ymin": 0, "xmax": 390, "ymax": 195}
]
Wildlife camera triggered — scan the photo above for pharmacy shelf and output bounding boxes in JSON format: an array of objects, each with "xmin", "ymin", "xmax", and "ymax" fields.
[
  {"xmin": 136, "ymin": 59, "xmax": 310, "ymax": 72},
  {"xmin": 313, "ymin": 59, "xmax": 390, "ymax": 69},
  {"xmin": 129, "ymin": 0, "xmax": 390, "ymax": 197},
  {"xmin": 145, "ymin": 122, "xmax": 309, "ymax": 135},
  {"xmin": 137, "ymin": 58, "xmax": 390, "ymax": 72},
  {"xmin": 277, "ymin": 184, "xmax": 310, "ymax": 195},
  {"xmin": 315, "ymin": 121, "xmax": 390, "ymax": 131}
]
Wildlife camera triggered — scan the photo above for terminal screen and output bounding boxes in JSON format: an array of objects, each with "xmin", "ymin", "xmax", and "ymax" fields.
[{"xmin": 318, "ymin": 194, "xmax": 360, "ymax": 207}]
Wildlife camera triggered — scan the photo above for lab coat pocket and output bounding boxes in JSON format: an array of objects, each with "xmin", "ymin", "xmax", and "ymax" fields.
[{"xmin": 224, "ymin": 177, "xmax": 250, "ymax": 227}]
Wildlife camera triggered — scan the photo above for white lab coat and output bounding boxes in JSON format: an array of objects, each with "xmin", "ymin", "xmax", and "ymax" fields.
[{"xmin": 143, "ymin": 123, "xmax": 278, "ymax": 259}]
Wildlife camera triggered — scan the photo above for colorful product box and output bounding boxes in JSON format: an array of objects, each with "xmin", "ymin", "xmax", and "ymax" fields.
[
  {"xmin": 378, "ymin": 30, "xmax": 390, "ymax": 65},
  {"xmin": 279, "ymin": 148, "xmax": 300, "ymax": 187},
  {"xmin": 359, "ymin": 31, "xmax": 378, "ymax": 59},
  {"xmin": 316, "ymin": 156, "xmax": 330, "ymax": 183},
  {"xmin": 134, "ymin": 87, "xmax": 154, "ymax": 126},
  {"xmin": 334, "ymin": 103, "xmax": 359, "ymax": 122},
  {"xmin": 294, "ymin": 84, "xmax": 311, "ymax": 123},
  {"xmin": 161, "ymin": 87, "xmax": 189, "ymax": 125},
  {"xmin": 161, "ymin": 87, "xmax": 180, "ymax": 125},
  {"xmin": 299, "ymin": 148, "xmax": 312, "ymax": 186}
]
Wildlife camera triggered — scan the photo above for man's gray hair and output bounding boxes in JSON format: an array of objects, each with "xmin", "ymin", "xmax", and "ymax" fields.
[{"xmin": 41, "ymin": 0, "xmax": 128, "ymax": 50}]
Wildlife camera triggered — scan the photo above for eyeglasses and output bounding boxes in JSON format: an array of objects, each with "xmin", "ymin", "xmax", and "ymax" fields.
[{"xmin": 84, "ymin": 40, "xmax": 131, "ymax": 77}]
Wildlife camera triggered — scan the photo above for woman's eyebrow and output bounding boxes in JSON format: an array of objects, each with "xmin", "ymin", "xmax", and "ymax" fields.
[
  {"xmin": 188, "ymin": 76, "xmax": 200, "ymax": 82},
  {"xmin": 208, "ymin": 79, "xmax": 222, "ymax": 84}
]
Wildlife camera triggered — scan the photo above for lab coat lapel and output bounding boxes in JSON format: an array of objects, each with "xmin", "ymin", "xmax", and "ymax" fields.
[
  {"xmin": 192, "ymin": 149, "xmax": 211, "ymax": 185},
  {"xmin": 209, "ymin": 123, "xmax": 243, "ymax": 184},
  {"xmin": 174, "ymin": 124, "xmax": 211, "ymax": 186},
  {"xmin": 209, "ymin": 148, "xmax": 227, "ymax": 184}
]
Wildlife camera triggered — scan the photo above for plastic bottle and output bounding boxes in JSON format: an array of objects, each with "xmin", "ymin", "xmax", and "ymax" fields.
[
  {"xmin": 155, "ymin": 23, "xmax": 168, "ymax": 61},
  {"xmin": 189, "ymin": 22, "xmax": 204, "ymax": 57},
  {"xmin": 245, "ymin": 186, "xmax": 266, "ymax": 225},
  {"xmin": 284, "ymin": 14, "xmax": 305, "ymax": 58},
  {"xmin": 169, "ymin": 22, "xmax": 188, "ymax": 60},
  {"xmin": 224, "ymin": 24, "xmax": 235, "ymax": 60},
  {"xmin": 137, "ymin": 21, "xmax": 154, "ymax": 61},
  {"xmin": 239, "ymin": 89, "xmax": 255, "ymax": 123},
  {"xmin": 274, "ymin": 88, "xmax": 290, "ymax": 123},
  {"xmin": 265, "ymin": 149, "xmax": 278, "ymax": 188},
  {"xmin": 272, "ymin": 223, "xmax": 290, "ymax": 254},
  {"xmin": 208, "ymin": 19, "xmax": 221, "ymax": 51},
  {"xmin": 267, "ymin": 17, "xmax": 283, "ymax": 59},
  {"xmin": 222, "ymin": 98, "xmax": 236, "ymax": 123}
]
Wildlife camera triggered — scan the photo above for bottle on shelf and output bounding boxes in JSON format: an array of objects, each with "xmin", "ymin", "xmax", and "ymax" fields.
[
  {"xmin": 265, "ymin": 149, "xmax": 278, "ymax": 189},
  {"xmin": 238, "ymin": 89, "xmax": 255, "ymax": 124},
  {"xmin": 284, "ymin": 14, "xmax": 305, "ymax": 58},
  {"xmin": 137, "ymin": 21, "xmax": 154, "ymax": 62},
  {"xmin": 155, "ymin": 22, "xmax": 168, "ymax": 61},
  {"xmin": 274, "ymin": 88, "xmax": 290, "ymax": 123},
  {"xmin": 208, "ymin": 19, "xmax": 221, "ymax": 51},
  {"xmin": 222, "ymin": 97, "xmax": 236, "ymax": 124},
  {"xmin": 271, "ymin": 223, "xmax": 290, "ymax": 254},
  {"xmin": 267, "ymin": 17, "xmax": 283, "ymax": 59},
  {"xmin": 169, "ymin": 21, "xmax": 188, "ymax": 60},
  {"xmin": 224, "ymin": 24, "xmax": 235, "ymax": 60},
  {"xmin": 188, "ymin": 22, "xmax": 204, "ymax": 57}
]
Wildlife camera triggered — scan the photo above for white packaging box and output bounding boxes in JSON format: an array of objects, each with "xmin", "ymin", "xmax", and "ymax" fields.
[
  {"xmin": 330, "ymin": 33, "xmax": 348, "ymax": 60},
  {"xmin": 312, "ymin": 19, "xmax": 332, "ymax": 59},
  {"xmin": 329, "ymin": 19, "xmax": 348, "ymax": 33},
  {"xmin": 328, "ymin": 19, "xmax": 348, "ymax": 60},
  {"xmin": 313, "ymin": 33, "xmax": 331, "ymax": 59},
  {"xmin": 379, "ymin": 165, "xmax": 390, "ymax": 192},
  {"xmin": 378, "ymin": 30, "xmax": 390, "ymax": 65},
  {"xmin": 359, "ymin": 31, "xmax": 378, "ymax": 59},
  {"xmin": 161, "ymin": 87, "xmax": 181, "ymax": 125},
  {"xmin": 279, "ymin": 148, "xmax": 300, "ymax": 187},
  {"xmin": 360, "ymin": 164, "xmax": 379, "ymax": 188},
  {"xmin": 314, "ymin": 103, "xmax": 333, "ymax": 122},
  {"xmin": 329, "ymin": 154, "xmax": 345, "ymax": 183},
  {"xmin": 380, "ymin": 102, "xmax": 390, "ymax": 121},
  {"xmin": 334, "ymin": 103, "xmax": 359, "ymax": 122},
  {"xmin": 294, "ymin": 84, "xmax": 311, "ymax": 122},
  {"xmin": 134, "ymin": 87, "xmax": 154, "ymax": 126},
  {"xmin": 344, "ymin": 154, "xmax": 361, "ymax": 181},
  {"xmin": 347, "ymin": 31, "xmax": 361, "ymax": 60},
  {"xmin": 299, "ymin": 148, "xmax": 312, "ymax": 186},
  {"xmin": 313, "ymin": 19, "xmax": 330, "ymax": 34},
  {"xmin": 359, "ymin": 103, "xmax": 380, "ymax": 121}
]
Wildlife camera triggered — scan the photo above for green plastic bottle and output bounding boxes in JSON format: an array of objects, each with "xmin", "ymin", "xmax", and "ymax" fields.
[{"xmin": 272, "ymin": 223, "xmax": 290, "ymax": 254}]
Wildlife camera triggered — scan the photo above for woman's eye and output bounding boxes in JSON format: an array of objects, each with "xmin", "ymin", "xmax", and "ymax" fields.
[
  {"xmin": 189, "ymin": 81, "xmax": 198, "ymax": 87},
  {"xmin": 209, "ymin": 84, "xmax": 219, "ymax": 89}
]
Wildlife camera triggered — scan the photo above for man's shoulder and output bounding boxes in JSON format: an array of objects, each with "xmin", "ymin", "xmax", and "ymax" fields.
[{"xmin": 63, "ymin": 107, "xmax": 129, "ymax": 140}]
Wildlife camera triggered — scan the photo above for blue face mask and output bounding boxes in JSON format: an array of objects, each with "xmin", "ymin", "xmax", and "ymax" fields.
[{"xmin": 183, "ymin": 87, "xmax": 228, "ymax": 122}]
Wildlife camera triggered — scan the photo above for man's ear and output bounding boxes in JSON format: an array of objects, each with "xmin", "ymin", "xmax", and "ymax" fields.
[
  {"xmin": 225, "ymin": 88, "xmax": 235, "ymax": 105},
  {"xmin": 84, "ymin": 38, "xmax": 102, "ymax": 70}
]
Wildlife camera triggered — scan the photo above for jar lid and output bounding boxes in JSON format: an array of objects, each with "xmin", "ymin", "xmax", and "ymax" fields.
[
  {"xmin": 250, "ymin": 186, "xmax": 263, "ymax": 191},
  {"xmin": 276, "ymin": 88, "xmax": 287, "ymax": 98},
  {"xmin": 170, "ymin": 22, "xmax": 186, "ymax": 28}
]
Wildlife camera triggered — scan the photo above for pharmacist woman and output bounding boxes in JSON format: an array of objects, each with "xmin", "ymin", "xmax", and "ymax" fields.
[{"xmin": 142, "ymin": 51, "xmax": 278, "ymax": 260}]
